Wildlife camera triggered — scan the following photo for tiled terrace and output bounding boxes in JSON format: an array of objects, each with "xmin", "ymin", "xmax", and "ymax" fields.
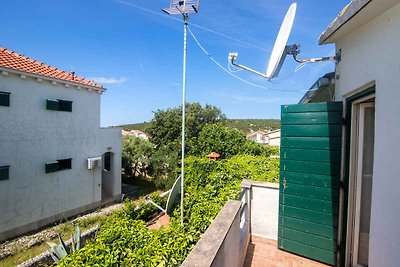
[{"xmin": 244, "ymin": 236, "xmax": 330, "ymax": 267}]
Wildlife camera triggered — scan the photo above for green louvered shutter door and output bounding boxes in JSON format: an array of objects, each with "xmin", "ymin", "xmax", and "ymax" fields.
[{"xmin": 278, "ymin": 102, "xmax": 343, "ymax": 266}]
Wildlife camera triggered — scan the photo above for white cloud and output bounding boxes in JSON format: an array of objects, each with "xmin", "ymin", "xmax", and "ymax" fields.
[{"xmin": 90, "ymin": 77, "xmax": 127, "ymax": 84}]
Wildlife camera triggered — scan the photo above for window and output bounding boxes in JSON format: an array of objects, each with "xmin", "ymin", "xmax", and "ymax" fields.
[
  {"xmin": 45, "ymin": 158, "xmax": 72, "ymax": 173},
  {"xmin": 0, "ymin": 166, "xmax": 9, "ymax": 180},
  {"xmin": 0, "ymin": 91, "xmax": 10, "ymax": 106},
  {"xmin": 46, "ymin": 99, "xmax": 72, "ymax": 112}
]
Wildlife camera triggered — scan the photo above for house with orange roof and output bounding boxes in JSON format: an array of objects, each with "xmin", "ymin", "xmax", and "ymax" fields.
[{"xmin": 0, "ymin": 47, "xmax": 121, "ymax": 242}]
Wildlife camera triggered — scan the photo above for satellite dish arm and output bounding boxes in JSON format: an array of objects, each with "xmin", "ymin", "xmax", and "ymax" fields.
[
  {"xmin": 287, "ymin": 44, "xmax": 341, "ymax": 63},
  {"xmin": 228, "ymin": 53, "xmax": 269, "ymax": 79}
]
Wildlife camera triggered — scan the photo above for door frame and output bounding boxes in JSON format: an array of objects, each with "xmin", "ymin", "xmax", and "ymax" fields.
[
  {"xmin": 347, "ymin": 100, "xmax": 375, "ymax": 266},
  {"xmin": 341, "ymin": 86, "xmax": 375, "ymax": 266}
]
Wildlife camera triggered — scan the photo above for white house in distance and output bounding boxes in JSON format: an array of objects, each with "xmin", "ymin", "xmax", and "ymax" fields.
[
  {"xmin": 246, "ymin": 130, "xmax": 268, "ymax": 145},
  {"xmin": 246, "ymin": 129, "xmax": 280, "ymax": 147},
  {"xmin": 121, "ymin": 129, "xmax": 149, "ymax": 140},
  {"xmin": 0, "ymin": 47, "xmax": 121, "ymax": 242},
  {"xmin": 266, "ymin": 129, "xmax": 280, "ymax": 147},
  {"xmin": 130, "ymin": 129, "xmax": 149, "ymax": 140}
]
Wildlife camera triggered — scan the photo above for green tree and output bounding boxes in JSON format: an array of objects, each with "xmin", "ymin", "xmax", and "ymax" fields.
[
  {"xmin": 122, "ymin": 136, "xmax": 154, "ymax": 178},
  {"xmin": 147, "ymin": 102, "xmax": 226, "ymax": 150},
  {"xmin": 190, "ymin": 123, "xmax": 277, "ymax": 158},
  {"xmin": 147, "ymin": 147, "xmax": 179, "ymax": 189}
]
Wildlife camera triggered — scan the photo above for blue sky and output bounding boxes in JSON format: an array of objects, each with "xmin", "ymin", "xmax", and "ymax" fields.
[{"xmin": 0, "ymin": 0, "xmax": 349, "ymax": 126}]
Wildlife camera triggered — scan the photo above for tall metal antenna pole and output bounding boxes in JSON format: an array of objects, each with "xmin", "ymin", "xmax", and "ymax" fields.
[
  {"xmin": 163, "ymin": 0, "xmax": 199, "ymax": 226},
  {"xmin": 180, "ymin": 13, "xmax": 188, "ymax": 226}
]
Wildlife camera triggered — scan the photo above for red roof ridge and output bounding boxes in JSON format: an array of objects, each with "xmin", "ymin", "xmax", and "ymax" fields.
[{"xmin": 0, "ymin": 47, "xmax": 103, "ymax": 89}]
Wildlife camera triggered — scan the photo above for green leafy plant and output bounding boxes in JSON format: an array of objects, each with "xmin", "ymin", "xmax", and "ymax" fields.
[
  {"xmin": 47, "ymin": 225, "xmax": 81, "ymax": 264},
  {"xmin": 57, "ymin": 155, "xmax": 279, "ymax": 266}
]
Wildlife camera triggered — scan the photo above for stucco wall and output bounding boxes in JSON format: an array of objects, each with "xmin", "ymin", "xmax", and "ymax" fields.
[
  {"xmin": 0, "ymin": 73, "xmax": 121, "ymax": 241},
  {"xmin": 249, "ymin": 182, "xmax": 279, "ymax": 240},
  {"xmin": 335, "ymin": 3, "xmax": 400, "ymax": 266}
]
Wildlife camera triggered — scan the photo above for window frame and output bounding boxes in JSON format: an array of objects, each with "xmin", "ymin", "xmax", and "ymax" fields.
[
  {"xmin": 46, "ymin": 99, "xmax": 72, "ymax": 112},
  {"xmin": 0, "ymin": 91, "xmax": 11, "ymax": 107},
  {"xmin": 0, "ymin": 166, "xmax": 10, "ymax": 180},
  {"xmin": 45, "ymin": 158, "xmax": 72, "ymax": 173}
]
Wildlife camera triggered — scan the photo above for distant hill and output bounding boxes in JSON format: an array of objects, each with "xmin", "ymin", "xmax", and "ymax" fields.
[
  {"xmin": 119, "ymin": 119, "xmax": 280, "ymax": 134},
  {"xmin": 225, "ymin": 119, "xmax": 280, "ymax": 133},
  {"xmin": 119, "ymin": 122, "xmax": 152, "ymax": 132}
]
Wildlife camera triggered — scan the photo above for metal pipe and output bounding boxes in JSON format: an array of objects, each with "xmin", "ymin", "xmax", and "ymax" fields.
[
  {"xmin": 180, "ymin": 13, "xmax": 188, "ymax": 226},
  {"xmin": 229, "ymin": 58, "xmax": 268, "ymax": 79}
]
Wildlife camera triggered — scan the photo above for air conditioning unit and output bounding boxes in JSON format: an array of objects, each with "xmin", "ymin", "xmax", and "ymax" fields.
[{"xmin": 87, "ymin": 157, "xmax": 102, "ymax": 170}]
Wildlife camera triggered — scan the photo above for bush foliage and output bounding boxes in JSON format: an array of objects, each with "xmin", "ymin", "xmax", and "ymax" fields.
[{"xmin": 58, "ymin": 155, "xmax": 279, "ymax": 266}]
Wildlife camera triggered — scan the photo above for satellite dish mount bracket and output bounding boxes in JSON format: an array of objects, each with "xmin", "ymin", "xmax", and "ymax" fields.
[{"xmin": 286, "ymin": 44, "xmax": 341, "ymax": 63}]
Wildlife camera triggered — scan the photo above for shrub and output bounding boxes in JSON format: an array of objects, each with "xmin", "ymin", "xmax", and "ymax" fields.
[{"xmin": 58, "ymin": 155, "xmax": 279, "ymax": 266}]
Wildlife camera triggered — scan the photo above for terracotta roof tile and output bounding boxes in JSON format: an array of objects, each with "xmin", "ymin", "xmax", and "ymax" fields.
[{"xmin": 0, "ymin": 47, "xmax": 102, "ymax": 89}]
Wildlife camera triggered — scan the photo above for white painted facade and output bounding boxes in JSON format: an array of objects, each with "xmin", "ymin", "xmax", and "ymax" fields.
[
  {"xmin": 322, "ymin": 1, "xmax": 400, "ymax": 266},
  {"xmin": 247, "ymin": 131, "xmax": 268, "ymax": 145},
  {"xmin": 0, "ymin": 71, "xmax": 121, "ymax": 241},
  {"xmin": 266, "ymin": 130, "xmax": 280, "ymax": 147}
]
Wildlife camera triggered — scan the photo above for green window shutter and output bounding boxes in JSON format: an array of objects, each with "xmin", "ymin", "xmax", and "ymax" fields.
[
  {"xmin": 46, "ymin": 158, "xmax": 72, "ymax": 173},
  {"xmin": 45, "ymin": 161, "xmax": 59, "ymax": 173},
  {"xmin": 58, "ymin": 158, "xmax": 72, "ymax": 170},
  {"xmin": 0, "ymin": 166, "xmax": 10, "ymax": 180},
  {"xmin": 58, "ymin": 100, "xmax": 72, "ymax": 112},
  {"xmin": 278, "ymin": 102, "xmax": 343, "ymax": 266},
  {"xmin": 0, "ymin": 92, "xmax": 10, "ymax": 106},
  {"xmin": 46, "ymin": 99, "xmax": 59, "ymax": 110}
]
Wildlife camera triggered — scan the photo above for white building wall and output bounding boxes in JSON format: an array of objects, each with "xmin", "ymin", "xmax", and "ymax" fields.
[
  {"xmin": 0, "ymin": 73, "xmax": 121, "ymax": 241},
  {"xmin": 335, "ymin": 3, "xmax": 400, "ymax": 266},
  {"xmin": 249, "ymin": 182, "xmax": 279, "ymax": 240}
]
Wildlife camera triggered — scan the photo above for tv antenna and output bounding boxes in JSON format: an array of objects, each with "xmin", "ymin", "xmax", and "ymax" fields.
[
  {"xmin": 162, "ymin": 0, "xmax": 200, "ymax": 226},
  {"xmin": 228, "ymin": 2, "xmax": 340, "ymax": 80}
]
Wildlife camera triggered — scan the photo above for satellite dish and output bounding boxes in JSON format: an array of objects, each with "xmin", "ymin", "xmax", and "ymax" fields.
[
  {"xmin": 145, "ymin": 175, "xmax": 182, "ymax": 215},
  {"xmin": 266, "ymin": 3, "xmax": 297, "ymax": 79},
  {"xmin": 228, "ymin": 3, "xmax": 297, "ymax": 80},
  {"xmin": 228, "ymin": 3, "xmax": 341, "ymax": 80},
  {"xmin": 166, "ymin": 175, "xmax": 182, "ymax": 214}
]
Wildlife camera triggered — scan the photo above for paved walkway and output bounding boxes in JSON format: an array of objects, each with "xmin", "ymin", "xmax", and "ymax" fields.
[
  {"xmin": 243, "ymin": 236, "xmax": 330, "ymax": 267},
  {"xmin": 121, "ymin": 183, "xmax": 140, "ymax": 199}
]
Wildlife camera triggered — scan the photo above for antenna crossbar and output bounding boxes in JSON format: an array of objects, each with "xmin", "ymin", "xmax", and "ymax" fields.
[{"xmin": 163, "ymin": 0, "xmax": 199, "ymax": 15}]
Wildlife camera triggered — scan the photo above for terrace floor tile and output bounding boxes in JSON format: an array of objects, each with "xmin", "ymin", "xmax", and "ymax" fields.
[{"xmin": 243, "ymin": 236, "xmax": 330, "ymax": 267}]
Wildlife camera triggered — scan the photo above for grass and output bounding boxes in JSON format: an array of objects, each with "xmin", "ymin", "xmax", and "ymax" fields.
[
  {"xmin": 0, "ymin": 219, "xmax": 99, "ymax": 267},
  {"xmin": 1, "ymin": 176, "xmax": 159, "ymax": 267}
]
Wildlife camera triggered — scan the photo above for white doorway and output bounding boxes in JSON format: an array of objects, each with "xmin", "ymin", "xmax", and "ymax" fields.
[{"xmin": 347, "ymin": 98, "xmax": 375, "ymax": 266}]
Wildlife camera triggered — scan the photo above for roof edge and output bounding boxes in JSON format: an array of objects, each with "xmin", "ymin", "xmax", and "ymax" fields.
[
  {"xmin": 0, "ymin": 66, "xmax": 107, "ymax": 93},
  {"xmin": 319, "ymin": 0, "xmax": 371, "ymax": 44}
]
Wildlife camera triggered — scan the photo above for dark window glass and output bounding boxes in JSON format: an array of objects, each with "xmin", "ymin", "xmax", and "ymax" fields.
[
  {"xmin": 46, "ymin": 99, "xmax": 72, "ymax": 112},
  {"xmin": 0, "ymin": 92, "xmax": 10, "ymax": 107},
  {"xmin": 104, "ymin": 152, "xmax": 111, "ymax": 171},
  {"xmin": 45, "ymin": 158, "xmax": 72, "ymax": 173}
]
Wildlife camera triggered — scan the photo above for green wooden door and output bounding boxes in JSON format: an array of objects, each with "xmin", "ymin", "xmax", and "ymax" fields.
[{"xmin": 278, "ymin": 102, "xmax": 343, "ymax": 266}]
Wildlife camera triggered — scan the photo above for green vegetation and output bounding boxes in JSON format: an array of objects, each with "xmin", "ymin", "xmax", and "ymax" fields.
[
  {"xmin": 122, "ymin": 103, "xmax": 279, "ymax": 190},
  {"xmin": 58, "ymin": 155, "xmax": 279, "ymax": 266},
  {"xmin": 47, "ymin": 226, "xmax": 81, "ymax": 264},
  {"xmin": 120, "ymin": 118, "xmax": 280, "ymax": 134},
  {"xmin": 189, "ymin": 123, "xmax": 278, "ymax": 158},
  {"xmin": 119, "ymin": 121, "xmax": 151, "ymax": 132},
  {"xmin": 147, "ymin": 102, "xmax": 226, "ymax": 151},
  {"xmin": 0, "ymin": 216, "xmax": 106, "ymax": 267}
]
